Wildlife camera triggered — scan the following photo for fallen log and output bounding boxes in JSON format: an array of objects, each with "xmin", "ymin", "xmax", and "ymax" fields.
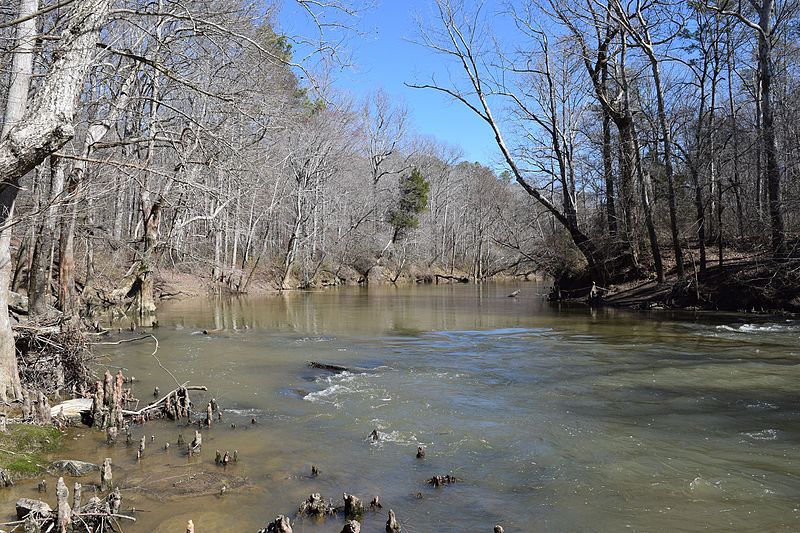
[
  {"xmin": 307, "ymin": 361, "xmax": 351, "ymax": 373},
  {"xmin": 434, "ymin": 274, "xmax": 469, "ymax": 284}
]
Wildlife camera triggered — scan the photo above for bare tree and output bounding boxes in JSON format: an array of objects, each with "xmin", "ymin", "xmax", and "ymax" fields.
[{"xmin": 0, "ymin": 0, "xmax": 111, "ymax": 400}]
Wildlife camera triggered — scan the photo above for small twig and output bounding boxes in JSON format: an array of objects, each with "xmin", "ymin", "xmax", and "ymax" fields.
[
  {"xmin": 146, "ymin": 335, "xmax": 181, "ymax": 388},
  {"xmin": 90, "ymin": 335, "xmax": 153, "ymax": 346}
]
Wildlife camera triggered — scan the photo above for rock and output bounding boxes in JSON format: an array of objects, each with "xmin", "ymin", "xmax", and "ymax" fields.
[
  {"xmin": 341, "ymin": 520, "xmax": 361, "ymax": 533},
  {"xmin": 494, "ymin": 526, "xmax": 504, "ymax": 533},
  {"xmin": 50, "ymin": 460, "xmax": 100, "ymax": 477},
  {"xmin": 16, "ymin": 498, "xmax": 52, "ymax": 520},
  {"xmin": 50, "ymin": 398, "xmax": 93, "ymax": 423}
]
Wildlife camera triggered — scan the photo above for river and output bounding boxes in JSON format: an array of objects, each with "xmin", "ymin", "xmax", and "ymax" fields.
[{"xmin": 4, "ymin": 283, "xmax": 800, "ymax": 532}]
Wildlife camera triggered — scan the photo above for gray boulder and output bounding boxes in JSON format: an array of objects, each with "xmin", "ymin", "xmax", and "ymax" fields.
[
  {"xmin": 50, "ymin": 460, "xmax": 100, "ymax": 477},
  {"xmin": 16, "ymin": 498, "xmax": 51, "ymax": 520}
]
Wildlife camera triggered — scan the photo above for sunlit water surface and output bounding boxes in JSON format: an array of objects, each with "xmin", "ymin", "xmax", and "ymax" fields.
[{"xmin": 3, "ymin": 283, "xmax": 800, "ymax": 532}]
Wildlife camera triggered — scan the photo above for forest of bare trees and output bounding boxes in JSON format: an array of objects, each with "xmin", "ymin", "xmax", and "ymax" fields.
[{"xmin": 1, "ymin": 0, "xmax": 799, "ymax": 397}]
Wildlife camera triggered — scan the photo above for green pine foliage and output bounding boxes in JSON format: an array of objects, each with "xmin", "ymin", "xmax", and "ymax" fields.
[{"xmin": 388, "ymin": 168, "xmax": 430, "ymax": 242}]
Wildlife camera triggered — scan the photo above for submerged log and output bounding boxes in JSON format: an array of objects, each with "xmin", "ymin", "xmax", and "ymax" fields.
[{"xmin": 307, "ymin": 361, "xmax": 351, "ymax": 373}]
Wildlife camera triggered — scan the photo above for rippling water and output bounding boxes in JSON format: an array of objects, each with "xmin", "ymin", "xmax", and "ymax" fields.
[{"xmin": 3, "ymin": 283, "xmax": 800, "ymax": 532}]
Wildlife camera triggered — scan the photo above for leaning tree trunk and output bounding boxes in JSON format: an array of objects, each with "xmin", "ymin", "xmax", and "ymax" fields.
[
  {"xmin": 0, "ymin": 0, "xmax": 38, "ymax": 401},
  {"xmin": 0, "ymin": 0, "xmax": 111, "ymax": 399}
]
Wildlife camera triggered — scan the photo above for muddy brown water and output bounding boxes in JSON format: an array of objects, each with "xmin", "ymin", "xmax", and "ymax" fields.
[{"xmin": 2, "ymin": 283, "xmax": 800, "ymax": 532}]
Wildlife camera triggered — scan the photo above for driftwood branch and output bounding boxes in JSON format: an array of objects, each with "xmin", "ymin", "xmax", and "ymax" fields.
[{"xmin": 122, "ymin": 385, "xmax": 207, "ymax": 417}]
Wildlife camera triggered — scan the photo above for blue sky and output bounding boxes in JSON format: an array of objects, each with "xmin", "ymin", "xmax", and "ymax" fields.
[{"xmin": 278, "ymin": 0, "xmax": 501, "ymax": 166}]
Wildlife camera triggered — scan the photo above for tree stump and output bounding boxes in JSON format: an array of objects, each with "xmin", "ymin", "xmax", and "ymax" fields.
[
  {"xmin": 416, "ymin": 446, "xmax": 425, "ymax": 459},
  {"xmin": 72, "ymin": 482, "xmax": 81, "ymax": 511},
  {"xmin": 341, "ymin": 520, "xmax": 361, "ymax": 533},
  {"xmin": 343, "ymin": 493, "xmax": 364, "ymax": 520},
  {"xmin": 36, "ymin": 391, "xmax": 50, "ymax": 424},
  {"xmin": 261, "ymin": 515, "xmax": 292, "ymax": 533},
  {"xmin": 56, "ymin": 477, "xmax": 71, "ymax": 532},
  {"xmin": 100, "ymin": 458, "xmax": 112, "ymax": 491},
  {"xmin": 90, "ymin": 380, "xmax": 103, "ymax": 427},
  {"xmin": 494, "ymin": 527, "xmax": 504, "ymax": 533},
  {"xmin": 0, "ymin": 468, "xmax": 13, "ymax": 487},
  {"xmin": 22, "ymin": 389, "xmax": 32, "ymax": 421},
  {"xmin": 298, "ymin": 493, "xmax": 334, "ymax": 516},
  {"xmin": 106, "ymin": 427, "xmax": 118, "ymax": 445},
  {"xmin": 191, "ymin": 430, "xmax": 202, "ymax": 452},
  {"xmin": 186, "ymin": 519, "xmax": 194, "ymax": 533},
  {"xmin": 386, "ymin": 509, "xmax": 401, "ymax": 533},
  {"xmin": 107, "ymin": 487, "xmax": 121, "ymax": 514}
]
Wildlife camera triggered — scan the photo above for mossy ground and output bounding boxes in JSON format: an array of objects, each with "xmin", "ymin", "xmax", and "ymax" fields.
[{"xmin": 0, "ymin": 424, "xmax": 61, "ymax": 478}]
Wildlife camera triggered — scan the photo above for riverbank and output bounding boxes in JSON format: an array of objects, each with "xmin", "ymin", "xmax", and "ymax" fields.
[{"xmin": 602, "ymin": 256, "xmax": 800, "ymax": 314}]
